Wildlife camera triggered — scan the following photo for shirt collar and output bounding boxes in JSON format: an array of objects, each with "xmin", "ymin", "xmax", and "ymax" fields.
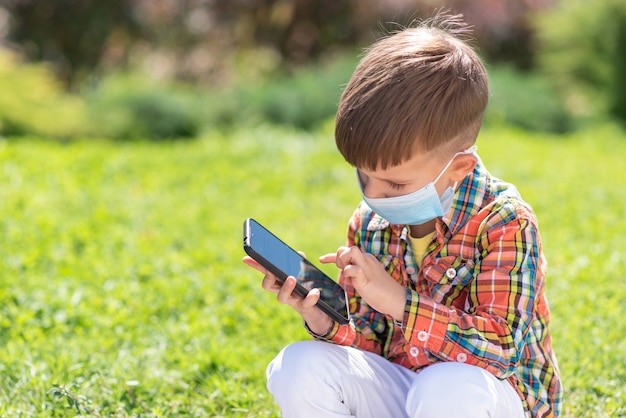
[{"xmin": 440, "ymin": 155, "xmax": 490, "ymax": 235}]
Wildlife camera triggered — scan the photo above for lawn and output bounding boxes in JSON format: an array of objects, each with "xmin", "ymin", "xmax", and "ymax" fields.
[{"xmin": 0, "ymin": 123, "xmax": 624, "ymax": 417}]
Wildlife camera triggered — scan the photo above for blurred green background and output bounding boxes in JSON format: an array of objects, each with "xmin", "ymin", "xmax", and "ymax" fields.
[{"xmin": 1, "ymin": 0, "xmax": 625, "ymax": 140}]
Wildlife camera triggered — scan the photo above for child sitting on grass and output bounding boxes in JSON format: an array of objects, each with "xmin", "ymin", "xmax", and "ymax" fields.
[{"xmin": 243, "ymin": 13, "xmax": 561, "ymax": 418}]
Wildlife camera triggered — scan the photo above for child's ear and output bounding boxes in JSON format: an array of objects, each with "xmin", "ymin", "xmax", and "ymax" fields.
[{"xmin": 449, "ymin": 154, "xmax": 478, "ymax": 182}]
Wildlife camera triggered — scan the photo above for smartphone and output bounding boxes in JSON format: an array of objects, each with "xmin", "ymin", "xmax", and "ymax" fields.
[{"xmin": 243, "ymin": 218, "xmax": 350, "ymax": 325}]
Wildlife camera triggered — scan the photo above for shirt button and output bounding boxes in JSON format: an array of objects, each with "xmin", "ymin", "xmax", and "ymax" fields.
[
  {"xmin": 456, "ymin": 353, "xmax": 467, "ymax": 363},
  {"xmin": 410, "ymin": 347, "xmax": 420, "ymax": 357},
  {"xmin": 446, "ymin": 268, "xmax": 457, "ymax": 279},
  {"xmin": 417, "ymin": 331, "xmax": 428, "ymax": 342}
]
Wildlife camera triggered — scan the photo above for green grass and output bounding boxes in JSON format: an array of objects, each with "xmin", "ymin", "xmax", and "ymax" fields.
[{"xmin": 0, "ymin": 123, "xmax": 624, "ymax": 416}]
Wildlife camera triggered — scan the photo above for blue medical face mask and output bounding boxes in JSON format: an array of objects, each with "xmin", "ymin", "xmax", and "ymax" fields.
[{"xmin": 358, "ymin": 146, "xmax": 477, "ymax": 225}]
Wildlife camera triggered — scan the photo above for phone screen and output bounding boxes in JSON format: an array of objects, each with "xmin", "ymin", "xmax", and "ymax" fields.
[{"xmin": 244, "ymin": 218, "xmax": 349, "ymax": 324}]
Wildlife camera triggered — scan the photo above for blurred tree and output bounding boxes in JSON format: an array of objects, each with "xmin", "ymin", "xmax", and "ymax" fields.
[
  {"xmin": 3, "ymin": 0, "xmax": 140, "ymax": 88},
  {"xmin": 443, "ymin": 0, "xmax": 552, "ymax": 69},
  {"xmin": 1, "ymin": 0, "xmax": 554, "ymax": 88},
  {"xmin": 535, "ymin": 0, "xmax": 626, "ymax": 124},
  {"xmin": 213, "ymin": 0, "xmax": 359, "ymax": 63}
]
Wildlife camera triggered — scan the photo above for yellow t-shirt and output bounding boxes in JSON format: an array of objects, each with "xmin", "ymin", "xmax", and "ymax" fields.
[{"xmin": 409, "ymin": 231, "xmax": 435, "ymax": 268}]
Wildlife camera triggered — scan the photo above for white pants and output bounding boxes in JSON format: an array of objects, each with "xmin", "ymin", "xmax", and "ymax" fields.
[{"xmin": 266, "ymin": 341, "xmax": 526, "ymax": 418}]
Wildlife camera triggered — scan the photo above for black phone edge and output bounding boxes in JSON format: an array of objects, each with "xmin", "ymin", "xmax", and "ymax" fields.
[
  {"xmin": 243, "ymin": 244, "xmax": 349, "ymax": 325},
  {"xmin": 243, "ymin": 220, "xmax": 350, "ymax": 325}
]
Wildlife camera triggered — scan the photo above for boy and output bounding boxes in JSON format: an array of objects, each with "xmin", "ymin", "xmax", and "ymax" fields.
[{"xmin": 243, "ymin": 14, "xmax": 561, "ymax": 418}]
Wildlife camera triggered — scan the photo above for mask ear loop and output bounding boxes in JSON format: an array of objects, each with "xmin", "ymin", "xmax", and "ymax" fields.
[
  {"xmin": 433, "ymin": 145, "xmax": 479, "ymax": 184},
  {"xmin": 465, "ymin": 145, "xmax": 478, "ymax": 154}
]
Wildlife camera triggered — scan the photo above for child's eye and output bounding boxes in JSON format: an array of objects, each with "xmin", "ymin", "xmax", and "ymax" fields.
[{"xmin": 387, "ymin": 182, "xmax": 404, "ymax": 190}]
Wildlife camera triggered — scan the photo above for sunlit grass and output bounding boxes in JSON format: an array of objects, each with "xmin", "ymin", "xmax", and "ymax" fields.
[{"xmin": 0, "ymin": 123, "xmax": 624, "ymax": 416}]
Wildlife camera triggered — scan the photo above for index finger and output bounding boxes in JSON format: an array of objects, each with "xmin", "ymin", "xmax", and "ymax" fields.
[
  {"xmin": 318, "ymin": 253, "xmax": 338, "ymax": 264},
  {"xmin": 242, "ymin": 256, "xmax": 271, "ymax": 276}
]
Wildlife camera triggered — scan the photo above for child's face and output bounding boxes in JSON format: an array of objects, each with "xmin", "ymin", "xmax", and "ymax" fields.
[{"xmin": 358, "ymin": 153, "xmax": 460, "ymax": 198}]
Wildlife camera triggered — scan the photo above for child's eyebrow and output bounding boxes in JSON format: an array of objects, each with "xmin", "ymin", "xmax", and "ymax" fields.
[
  {"xmin": 358, "ymin": 168, "xmax": 418, "ymax": 185},
  {"xmin": 373, "ymin": 174, "xmax": 412, "ymax": 185}
]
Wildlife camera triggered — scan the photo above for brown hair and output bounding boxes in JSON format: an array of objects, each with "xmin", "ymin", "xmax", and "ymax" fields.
[{"xmin": 335, "ymin": 14, "xmax": 489, "ymax": 170}]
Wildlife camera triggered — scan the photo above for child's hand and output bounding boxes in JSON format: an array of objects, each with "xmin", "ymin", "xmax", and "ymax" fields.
[
  {"xmin": 320, "ymin": 247, "xmax": 405, "ymax": 321},
  {"xmin": 242, "ymin": 255, "xmax": 334, "ymax": 335}
]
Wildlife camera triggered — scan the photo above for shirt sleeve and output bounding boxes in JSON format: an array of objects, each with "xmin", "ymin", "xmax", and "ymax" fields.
[{"xmin": 401, "ymin": 200, "xmax": 544, "ymax": 379}]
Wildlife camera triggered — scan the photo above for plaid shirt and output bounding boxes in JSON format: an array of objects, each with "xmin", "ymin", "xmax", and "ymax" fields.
[{"xmin": 313, "ymin": 160, "xmax": 562, "ymax": 418}]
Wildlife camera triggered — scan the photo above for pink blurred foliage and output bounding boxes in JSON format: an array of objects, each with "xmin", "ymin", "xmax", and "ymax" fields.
[
  {"xmin": 0, "ymin": 0, "xmax": 557, "ymax": 85},
  {"xmin": 359, "ymin": 0, "xmax": 556, "ymax": 66}
]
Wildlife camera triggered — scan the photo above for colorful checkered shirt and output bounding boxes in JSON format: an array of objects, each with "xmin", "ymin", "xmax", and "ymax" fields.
[{"xmin": 313, "ymin": 160, "xmax": 562, "ymax": 418}]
